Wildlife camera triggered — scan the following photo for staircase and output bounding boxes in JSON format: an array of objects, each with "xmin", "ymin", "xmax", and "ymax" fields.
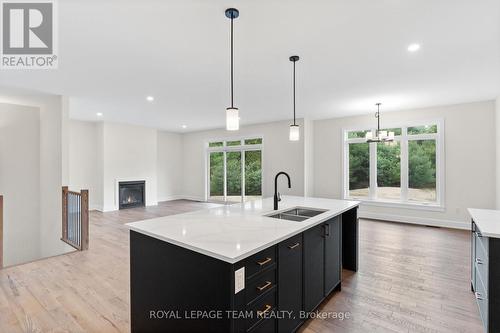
[{"xmin": 61, "ymin": 187, "xmax": 89, "ymax": 250}]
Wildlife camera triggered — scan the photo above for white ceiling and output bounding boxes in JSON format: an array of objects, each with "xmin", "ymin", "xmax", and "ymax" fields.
[{"xmin": 1, "ymin": 0, "xmax": 499, "ymax": 132}]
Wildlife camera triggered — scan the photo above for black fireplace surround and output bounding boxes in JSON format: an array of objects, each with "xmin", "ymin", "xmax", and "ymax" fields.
[{"xmin": 119, "ymin": 181, "xmax": 145, "ymax": 209}]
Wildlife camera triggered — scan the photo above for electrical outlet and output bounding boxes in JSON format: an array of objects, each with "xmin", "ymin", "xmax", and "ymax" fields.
[{"xmin": 234, "ymin": 267, "xmax": 245, "ymax": 294}]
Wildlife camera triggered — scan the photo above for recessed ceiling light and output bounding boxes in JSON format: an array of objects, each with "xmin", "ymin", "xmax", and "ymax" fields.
[
  {"xmin": 96, "ymin": 112, "xmax": 103, "ymax": 117},
  {"xmin": 181, "ymin": 125, "xmax": 187, "ymax": 129},
  {"xmin": 146, "ymin": 96, "xmax": 154, "ymax": 102},
  {"xmin": 407, "ymin": 43, "xmax": 421, "ymax": 52}
]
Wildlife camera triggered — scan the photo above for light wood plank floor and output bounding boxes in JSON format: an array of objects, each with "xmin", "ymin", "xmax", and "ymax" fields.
[{"xmin": 0, "ymin": 201, "xmax": 483, "ymax": 333}]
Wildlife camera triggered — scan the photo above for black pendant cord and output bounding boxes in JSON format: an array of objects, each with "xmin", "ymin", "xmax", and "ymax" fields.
[
  {"xmin": 230, "ymin": 15, "xmax": 234, "ymax": 108},
  {"xmin": 293, "ymin": 60, "xmax": 296, "ymax": 126}
]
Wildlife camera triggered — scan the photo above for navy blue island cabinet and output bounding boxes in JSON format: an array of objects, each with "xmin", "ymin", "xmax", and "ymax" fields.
[
  {"xmin": 471, "ymin": 220, "xmax": 500, "ymax": 333},
  {"xmin": 130, "ymin": 207, "xmax": 358, "ymax": 333}
]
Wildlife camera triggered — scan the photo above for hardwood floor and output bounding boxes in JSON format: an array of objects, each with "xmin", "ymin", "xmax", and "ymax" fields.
[
  {"xmin": 0, "ymin": 201, "xmax": 483, "ymax": 333},
  {"xmin": 299, "ymin": 221, "xmax": 483, "ymax": 333}
]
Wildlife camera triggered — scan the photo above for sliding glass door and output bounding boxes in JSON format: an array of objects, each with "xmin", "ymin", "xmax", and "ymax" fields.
[
  {"xmin": 244, "ymin": 150, "xmax": 262, "ymax": 200},
  {"xmin": 207, "ymin": 138, "xmax": 262, "ymax": 203},
  {"xmin": 226, "ymin": 151, "xmax": 242, "ymax": 203},
  {"xmin": 209, "ymin": 152, "xmax": 224, "ymax": 201}
]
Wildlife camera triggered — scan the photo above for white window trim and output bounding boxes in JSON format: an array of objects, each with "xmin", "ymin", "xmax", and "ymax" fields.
[
  {"xmin": 205, "ymin": 136, "xmax": 264, "ymax": 203},
  {"xmin": 342, "ymin": 119, "xmax": 445, "ymax": 211}
]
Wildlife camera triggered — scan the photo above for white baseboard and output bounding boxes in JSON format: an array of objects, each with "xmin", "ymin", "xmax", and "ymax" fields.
[
  {"xmin": 359, "ymin": 211, "xmax": 469, "ymax": 230},
  {"xmin": 178, "ymin": 195, "xmax": 205, "ymax": 202},
  {"xmin": 89, "ymin": 204, "xmax": 103, "ymax": 212},
  {"xmin": 158, "ymin": 195, "xmax": 206, "ymax": 203},
  {"xmin": 101, "ymin": 205, "xmax": 116, "ymax": 212},
  {"xmin": 157, "ymin": 195, "xmax": 185, "ymax": 202}
]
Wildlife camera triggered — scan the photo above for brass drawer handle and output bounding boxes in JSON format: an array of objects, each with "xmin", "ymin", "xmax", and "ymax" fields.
[
  {"xmin": 257, "ymin": 281, "xmax": 272, "ymax": 292},
  {"xmin": 257, "ymin": 304, "xmax": 272, "ymax": 317},
  {"xmin": 257, "ymin": 257, "xmax": 272, "ymax": 266},
  {"xmin": 288, "ymin": 242, "xmax": 300, "ymax": 249}
]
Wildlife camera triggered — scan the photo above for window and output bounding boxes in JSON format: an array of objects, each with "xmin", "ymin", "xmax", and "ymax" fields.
[
  {"xmin": 209, "ymin": 152, "xmax": 224, "ymax": 198},
  {"xmin": 348, "ymin": 143, "xmax": 369, "ymax": 198},
  {"xmin": 245, "ymin": 138, "xmax": 262, "ymax": 145},
  {"xmin": 343, "ymin": 121, "xmax": 443, "ymax": 208},
  {"xmin": 226, "ymin": 140, "xmax": 241, "ymax": 146},
  {"xmin": 245, "ymin": 150, "xmax": 262, "ymax": 197},
  {"xmin": 376, "ymin": 141, "xmax": 401, "ymax": 200},
  {"xmin": 208, "ymin": 141, "xmax": 223, "ymax": 148},
  {"xmin": 207, "ymin": 138, "xmax": 263, "ymax": 203},
  {"xmin": 408, "ymin": 140, "xmax": 437, "ymax": 202}
]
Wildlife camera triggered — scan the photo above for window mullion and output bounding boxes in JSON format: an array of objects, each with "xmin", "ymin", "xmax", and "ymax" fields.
[
  {"xmin": 241, "ymin": 149, "xmax": 245, "ymax": 202},
  {"xmin": 344, "ymin": 141, "xmax": 349, "ymax": 199},
  {"xmin": 436, "ymin": 132, "xmax": 443, "ymax": 206},
  {"xmin": 369, "ymin": 141, "xmax": 377, "ymax": 200},
  {"xmin": 223, "ymin": 151, "xmax": 227, "ymax": 201},
  {"xmin": 207, "ymin": 153, "xmax": 210, "ymax": 201},
  {"xmin": 401, "ymin": 127, "xmax": 409, "ymax": 202}
]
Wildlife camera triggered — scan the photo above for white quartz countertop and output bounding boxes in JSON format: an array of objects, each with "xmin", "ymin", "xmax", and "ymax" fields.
[
  {"xmin": 127, "ymin": 196, "xmax": 360, "ymax": 263},
  {"xmin": 468, "ymin": 208, "xmax": 500, "ymax": 238}
]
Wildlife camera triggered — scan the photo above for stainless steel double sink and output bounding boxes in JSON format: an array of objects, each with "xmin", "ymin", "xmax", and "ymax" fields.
[{"xmin": 266, "ymin": 207, "xmax": 327, "ymax": 222}]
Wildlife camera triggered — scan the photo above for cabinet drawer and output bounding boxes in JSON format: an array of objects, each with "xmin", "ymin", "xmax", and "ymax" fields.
[
  {"xmin": 475, "ymin": 274, "xmax": 488, "ymax": 331},
  {"xmin": 246, "ymin": 267, "xmax": 276, "ymax": 305},
  {"xmin": 247, "ymin": 288, "xmax": 276, "ymax": 330},
  {"xmin": 475, "ymin": 230, "xmax": 489, "ymax": 258},
  {"xmin": 249, "ymin": 318, "xmax": 276, "ymax": 333},
  {"xmin": 246, "ymin": 246, "xmax": 277, "ymax": 279},
  {"xmin": 475, "ymin": 240, "xmax": 489, "ymax": 290},
  {"xmin": 279, "ymin": 234, "xmax": 302, "ymax": 257}
]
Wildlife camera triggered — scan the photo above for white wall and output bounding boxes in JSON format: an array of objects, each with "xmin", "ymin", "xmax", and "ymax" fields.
[
  {"xmin": 96, "ymin": 123, "xmax": 104, "ymax": 210},
  {"xmin": 102, "ymin": 122, "xmax": 158, "ymax": 211},
  {"xmin": 61, "ymin": 97, "xmax": 70, "ymax": 186},
  {"xmin": 314, "ymin": 101, "xmax": 496, "ymax": 228},
  {"xmin": 181, "ymin": 119, "xmax": 306, "ymax": 200},
  {"xmin": 0, "ymin": 90, "xmax": 72, "ymax": 266},
  {"xmin": 304, "ymin": 118, "xmax": 315, "ymax": 197},
  {"xmin": 68, "ymin": 120, "xmax": 101, "ymax": 210},
  {"xmin": 496, "ymin": 96, "xmax": 500, "ymax": 209},
  {"xmin": 38, "ymin": 96, "xmax": 74, "ymax": 258},
  {"xmin": 68, "ymin": 121, "xmax": 184, "ymax": 211},
  {"xmin": 157, "ymin": 131, "xmax": 183, "ymax": 201},
  {"xmin": 0, "ymin": 103, "xmax": 40, "ymax": 266}
]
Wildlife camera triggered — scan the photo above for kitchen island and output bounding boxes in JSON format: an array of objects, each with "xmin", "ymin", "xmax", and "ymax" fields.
[{"xmin": 127, "ymin": 196, "xmax": 359, "ymax": 333}]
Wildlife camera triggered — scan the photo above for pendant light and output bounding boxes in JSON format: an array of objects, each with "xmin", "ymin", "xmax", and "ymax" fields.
[
  {"xmin": 365, "ymin": 103, "xmax": 395, "ymax": 143},
  {"xmin": 225, "ymin": 8, "xmax": 239, "ymax": 131},
  {"xmin": 289, "ymin": 55, "xmax": 300, "ymax": 141}
]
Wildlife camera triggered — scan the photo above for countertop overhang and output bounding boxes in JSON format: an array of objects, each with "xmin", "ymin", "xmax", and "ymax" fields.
[
  {"xmin": 127, "ymin": 196, "xmax": 360, "ymax": 263},
  {"xmin": 468, "ymin": 208, "xmax": 500, "ymax": 238}
]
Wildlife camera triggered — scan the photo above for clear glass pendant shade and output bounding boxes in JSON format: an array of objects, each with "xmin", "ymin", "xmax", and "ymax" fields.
[
  {"xmin": 289, "ymin": 124, "xmax": 300, "ymax": 141},
  {"xmin": 226, "ymin": 107, "xmax": 239, "ymax": 131}
]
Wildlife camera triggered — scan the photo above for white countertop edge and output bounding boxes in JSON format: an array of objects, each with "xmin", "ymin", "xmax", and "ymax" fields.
[
  {"xmin": 468, "ymin": 208, "xmax": 500, "ymax": 238},
  {"xmin": 128, "ymin": 202, "xmax": 359, "ymax": 264}
]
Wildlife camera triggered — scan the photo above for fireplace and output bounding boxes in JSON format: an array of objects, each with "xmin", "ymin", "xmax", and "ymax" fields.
[{"xmin": 119, "ymin": 181, "xmax": 145, "ymax": 209}]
